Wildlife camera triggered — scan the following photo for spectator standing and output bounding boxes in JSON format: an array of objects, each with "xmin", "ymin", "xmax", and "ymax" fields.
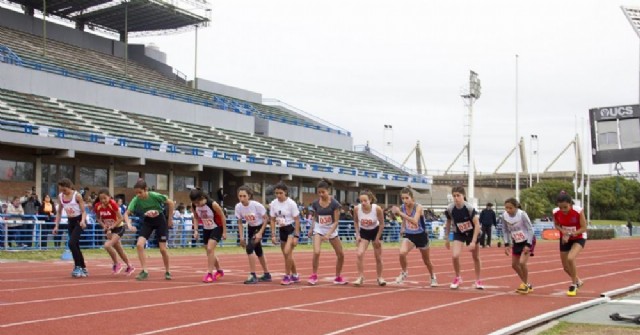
[
  {"xmin": 627, "ymin": 219, "xmax": 633, "ymax": 237},
  {"xmin": 38, "ymin": 194, "xmax": 57, "ymax": 248},
  {"xmin": 6, "ymin": 197, "xmax": 24, "ymax": 247},
  {"xmin": 479, "ymin": 203, "xmax": 497, "ymax": 247},
  {"xmin": 21, "ymin": 191, "xmax": 41, "ymax": 248},
  {"xmin": 116, "ymin": 198, "xmax": 127, "ymax": 215}
]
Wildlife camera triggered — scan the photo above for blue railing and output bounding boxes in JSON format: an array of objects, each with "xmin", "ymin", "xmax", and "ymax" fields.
[
  {"xmin": 0, "ymin": 44, "xmax": 349, "ymax": 136},
  {"xmin": 0, "ymin": 214, "xmax": 427, "ymax": 251},
  {"xmin": 0, "ymin": 119, "xmax": 429, "ymax": 185}
]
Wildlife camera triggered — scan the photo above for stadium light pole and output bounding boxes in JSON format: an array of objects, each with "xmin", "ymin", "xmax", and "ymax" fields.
[
  {"xmin": 515, "ymin": 55, "xmax": 520, "ymax": 201},
  {"xmin": 461, "ymin": 70, "xmax": 481, "ymax": 202},
  {"xmin": 530, "ymin": 134, "xmax": 538, "ymax": 186},
  {"xmin": 42, "ymin": 0, "xmax": 47, "ymax": 57},
  {"xmin": 383, "ymin": 124, "xmax": 393, "ymax": 157},
  {"xmin": 621, "ymin": 6, "xmax": 640, "ymax": 173}
]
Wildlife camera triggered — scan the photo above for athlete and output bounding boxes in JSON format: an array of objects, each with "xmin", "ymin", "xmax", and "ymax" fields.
[
  {"xmin": 501, "ymin": 197, "xmax": 536, "ymax": 294},
  {"xmin": 235, "ymin": 185, "xmax": 272, "ymax": 284},
  {"xmin": 553, "ymin": 192, "xmax": 587, "ymax": 296},
  {"xmin": 353, "ymin": 189, "xmax": 386, "ymax": 286},
  {"xmin": 94, "ymin": 188, "xmax": 136, "ymax": 276},
  {"xmin": 191, "ymin": 189, "xmax": 227, "ymax": 283},
  {"xmin": 269, "ymin": 182, "xmax": 301, "ymax": 285},
  {"xmin": 52, "ymin": 178, "xmax": 88, "ymax": 278}
]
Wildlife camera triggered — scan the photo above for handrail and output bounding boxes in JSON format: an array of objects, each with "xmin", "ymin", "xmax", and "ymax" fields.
[
  {"xmin": 0, "ymin": 119, "xmax": 430, "ymax": 185},
  {"xmin": 0, "ymin": 44, "xmax": 349, "ymax": 136}
]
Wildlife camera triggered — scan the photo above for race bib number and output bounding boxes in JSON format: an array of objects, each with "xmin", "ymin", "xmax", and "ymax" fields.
[
  {"xmin": 564, "ymin": 226, "xmax": 577, "ymax": 233},
  {"xmin": 276, "ymin": 217, "xmax": 286, "ymax": 227},
  {"xmin": 407, "ymin": 220, "xmax": 419, "ymax": 230},
  {"xmin": 456, "ymin": 221, "xmax": 473, "ymax": 233},
  {"xmin": 360, "ymin": 219, "xmax": 375, "ymax": 227},
  {"xmin": 203, "ymin": 218, "xmax": 215, "ymax": 229},
  {"xmin": 103, "ymin": 219, "xmax": 116, "ymax": 229},
  {"xmin": 318, "ymin": 215, "xmax": 333, "ymax": 226},
  {"xmin": 64, "ymin": 207, "xmax": 75, "ymax": 216},
  {"xmin": 244, "ymin": 213, "xmax": 257, "ymax": 224},
  {"xmin": 145, "ymin": 210, "xmax": 159, "ymax": 218},
  {"xmin": 511, "ymin": 230, "xmax": 526, "ymax": 243}
]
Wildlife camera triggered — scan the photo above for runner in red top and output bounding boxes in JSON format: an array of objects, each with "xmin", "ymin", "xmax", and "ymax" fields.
[
  {"xmin": 553, "ymin": 192, "xmax": 587, "ymax": 297},
  {"xmin": 94, "ymin": 189, "xmax": 136, "ymax": 276}
]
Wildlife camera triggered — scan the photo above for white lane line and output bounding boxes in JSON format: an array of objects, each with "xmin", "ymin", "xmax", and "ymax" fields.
[{"xmin": 285, "ymin": 307, "xmax": 389, "ymax": 319}]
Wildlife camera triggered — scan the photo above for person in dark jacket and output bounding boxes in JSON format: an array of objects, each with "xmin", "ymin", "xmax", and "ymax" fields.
[{"xmin": 479, "ymin": 203, "xmax": 497, "ymax": 247}]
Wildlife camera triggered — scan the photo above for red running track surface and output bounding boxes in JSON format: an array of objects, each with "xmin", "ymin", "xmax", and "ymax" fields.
[{"xmin": 0, "ymin": 238, "xmax": 638, "ymax": 335}]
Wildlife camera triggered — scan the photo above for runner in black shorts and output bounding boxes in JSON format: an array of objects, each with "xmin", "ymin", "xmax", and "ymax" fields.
[
  {"xmin": 94, "ymin": 188, "xmax": 136, "ymax": 276},
  {"xmin": 124, "ymin": 179, "xmax": 174, "ymax": 281},
  {"xmin": 235, "ymin": 185, "xmax": 272, "ymax": 284},
  {"xmin": 353, "ymin": 190, "xmax": 386, "ymax": 287},
  {"xmin": 501, "ymin": 197, "xmax": 536, "ymax": 294},
  {"xmin": 191, "ymin": 189, "xmax": 227, "ymax": 284}
]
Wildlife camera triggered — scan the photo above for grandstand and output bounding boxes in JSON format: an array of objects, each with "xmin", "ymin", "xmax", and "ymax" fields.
[{"xmin": 0, "ymin": 1, "xmax": 430, "ymax": 207}]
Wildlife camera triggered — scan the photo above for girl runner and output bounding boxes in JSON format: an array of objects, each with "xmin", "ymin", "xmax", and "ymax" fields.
[
  {"xmin": 444, "ymin": 186, "xmax": 482, "ymax": 289},
  {"xmin": 124, "ymin": 179, "xmax": 174, "ymax": 281},
  {"xmin": 353, "ymin": 189, "xmax": 386, "ymax": 286},
  {"xmin": 52, "ymin": 178, "xmax": 88, "ymax": 278},
  {"xmin": 235, "ymin": 185, "xmax": 272, "ymax": 284},
  {"xmin": 190, "ymin": 189, "xmax": 227, "ymax": 283},
  {"xmin": 94, "ymin": 188, "xmax": 136, "ymax": 276},
  {"xmin": 501, "ymin": 197, "xmax": 536, "ymax": 294},
  {"xmin": 392, "ymin": 186, "xmax": 437, "ymax": 286},
  {"xmin": 307, "ymin": 178, "xmax": 347, "ymax": 285},
  {"xmin": 554, "ymin": 192, "xmax": 587, "ymax": 296},
  {"xmin": 269, "ymin": 182, "xmax": 301, "ymax": 285}
]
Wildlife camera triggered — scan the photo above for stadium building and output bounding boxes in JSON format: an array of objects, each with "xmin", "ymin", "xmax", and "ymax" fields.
[{"xmin": 0, "ymin": 0, "xmax": 430, "ymax": 208}]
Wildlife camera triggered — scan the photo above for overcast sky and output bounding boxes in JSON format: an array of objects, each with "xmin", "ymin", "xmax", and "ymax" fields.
[{"xmin": 132, "ymin": 0, "xmax": 640, "ymax": 176}]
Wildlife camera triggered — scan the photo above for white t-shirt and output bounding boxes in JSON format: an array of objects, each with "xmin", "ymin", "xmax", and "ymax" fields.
[
  {"xmin": 269, "ymin": 198, "xmax": 300, "ymax": 227},
  {"xmin": 235, "ymin": 200, "xmax": 267, "ymax": 227}
]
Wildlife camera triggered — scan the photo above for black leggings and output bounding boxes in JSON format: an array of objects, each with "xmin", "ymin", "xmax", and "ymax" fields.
[
  {"xmin": 246, "ymin": 225, "xmax": 264, "ymax": 257},
  {"xmin": 67, "ymin": 216, "xmax": 86, "ymax": 268}
]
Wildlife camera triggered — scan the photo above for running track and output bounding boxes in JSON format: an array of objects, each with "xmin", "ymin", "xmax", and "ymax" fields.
[{"xmin": 0, "ymin": 239, "xmax": 638, "ymax": 335}]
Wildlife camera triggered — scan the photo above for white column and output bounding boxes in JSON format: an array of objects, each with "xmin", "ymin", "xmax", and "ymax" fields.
[{"xmin": 35, "ymin": 156, "xmax": 42, "ymax": 197}]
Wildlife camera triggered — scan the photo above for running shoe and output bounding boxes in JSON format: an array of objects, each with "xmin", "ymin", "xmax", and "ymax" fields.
[
  {"xmin": 528, "ymin": 283, "xmax": 534, "ymax": 292},
  {"xmin": 576, "ymin": 280, "xmax": 584, "ymax": 288},
  {"xmin": 259, "ymin": 273, "xmax": 272, "ymax": 282},
  {"xmin": 281, "ymin": 275, "xmax": 292, "ymax": 286},
  {"xmin": 244, "ymin": 274, "xmax": 258, "ymax": 284},
  {"xmin": 214, "ymin": 269, "xmax": 224, "ymax": 280},
  {"xmin": 450, "ymin": 276, "xmax": 462, "ymax": 289},
  {"xmin": 165, "ymin": 271, "xmax": 172, "ymax": 280},
  {"xmin": 202, "ymin": 272, "xmax": 214, "ymax": 283},
  {"xmin": 124, "ymin": 265, "xmax": 136, "ymax": 276},
  {"xmin": 377, "ymin": 277, "xmax": 387, "ymax": 287},
  {"xmin": 353, "ymin": 276, "xmax": 364, "ymax": 287},
  {"xmin": 71, "ymin": 266, "xmax": 82, "ymax": 278},
  {"xmin": 333, "ymin": 276, "xmax": 348, "ymax": 285},
  {"xmin": 430, "ymin": 275, "xmax": 439, "ymax": 287},
  {"xmin": 81, "ymin": 268, "xmax": 89, "ymax": 278},
  {"xmin": 308, "ymin": 273, "xmax": 318, "ymax": 285},
  {"xmin": 473, "ymin": 280, "xmax": 484, "ymax": 290},
  {"xmin": 112, "ymin": 263, "xmax": 123, "ymax": 275},
  {"xmin": 291, "ymin": 274, "xmax": 300, "ymax": 283},
  {"xmin": 136, "ymin": 270, "xmax": 149, "ymax": 281},
  {"xmin": 395, "ymin": 271, "xmax": 408, "ymax": 284},
  {"xmin": 516, "ymin": 283, "xmax": 529, "ymax": 294},
  {"xmin": 567, "ymin": 284, "xmax": 577, "ymax": 297}
]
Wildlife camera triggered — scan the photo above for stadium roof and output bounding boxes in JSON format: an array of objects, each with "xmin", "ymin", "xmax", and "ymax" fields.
[{"xmin": 7, "ymin": 0, "xmax": 210, "ymax": 33}]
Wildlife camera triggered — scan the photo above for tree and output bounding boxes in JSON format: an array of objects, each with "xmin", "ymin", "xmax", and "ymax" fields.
[
  {"xmin": 519, "ymin": 180, "xmax": 574, "ymax": 219},
  {"xmin": 590, "ymin": 177, "xmax": 640, "ymax": 221}
]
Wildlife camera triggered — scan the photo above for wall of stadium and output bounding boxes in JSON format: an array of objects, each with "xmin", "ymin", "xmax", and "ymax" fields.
[
  {"xmin": 259, "ymin": 119, "xmax": 353, "ymax": 150},
  {"xmin": 0, "ymin": 62, "xmax": 255, "ymax": 132}
]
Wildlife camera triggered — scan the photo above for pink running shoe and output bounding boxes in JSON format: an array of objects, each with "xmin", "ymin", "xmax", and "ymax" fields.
[
  {"xmin": 450, "ymin": 276, "xmax": 462, "ymax": 289},
  {"xmin": 202, "ymin": 272, "xmax": 214, "ymax": 283},
  {"xmin": 214, "ymin": 269, "xmax": 224, "ymax": 281},
  {"xmin": 112, "ymin": 263, "xmax": 123, "ymax": 275},
  {"xmin": 308, "ymin": 273, "xmax": 318, "ymax": 285},
  {"xmin": 291, "ymin": 274, "xmax": 300, "ymax": 283},
  {"xmin": 333, "ymin": 276, "xmax": 348, "ymax": 285},
  {"xmin": 124, "ymin": 265, "xmax": 136, "ymax": 276},
  {"xmin": 473, "ymin": 280, "xmax": 484, "ymax": 290},
  {"xmin": 281, "ymin": 275, "xmax": 292, "ymax": 286}
]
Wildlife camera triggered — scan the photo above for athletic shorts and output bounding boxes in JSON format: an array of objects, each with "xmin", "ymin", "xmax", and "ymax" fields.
[
  {"xmin": 560, "ymin": 238, "xmax": 586, "ymax": 252},
  {"xmin": 279, "ymin": 224, "xmax": 295, "ymax": 242},
  {"xmin": 404, "ymin": 232, "xmax": 430, "ymax": 249},
  {"xmin": 247, "ymin": 225, "xmax": 262, "ymax": 241},
  {"xmin": 139, "ymin": 215, "xmax": 168, "ymax": 242},
  {"xmin": 107, "ymin": 225, "xmax": 126, "ymax": 238},
  {"xmin": 512, "ymin": 236, "xmax": 536, "ymax": 256},
  {"xmin": 359, "ymin": 226, "xmax": 380, "ymax": 241},
  {"xmin": 314, "ymin": 223, "xmax": 339, "ymax": 239},
  {"xmin": 453, "ymin": 232, "xmax": 474, "ymax": 246},
  {"xmin": 203, "ymin": 227, "xmax": 222, "ymax": 245}
]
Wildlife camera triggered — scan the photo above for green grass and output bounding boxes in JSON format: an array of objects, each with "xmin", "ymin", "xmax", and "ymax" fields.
[
  {"xmin": 590, "ymin": 220, "xmax": 628, "ymax": 227},
  {"xmin": 537, "ymin": 321, "xmax": 640, "ymax": 335}
]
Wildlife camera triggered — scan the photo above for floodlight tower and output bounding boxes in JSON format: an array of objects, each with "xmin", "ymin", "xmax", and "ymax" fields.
[{"xmin": 461, "ymin": 71, "xmax": 481, "ymax": 202}]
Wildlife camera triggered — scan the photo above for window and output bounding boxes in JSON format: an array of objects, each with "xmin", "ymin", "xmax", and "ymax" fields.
[
  {"xmin": 174, "ymin": 175, "xmax": 195, "ymax": 191},
  {"xmin": 302, "ymin": 186, "xmax": 316, "ymax": 194},
  {"xmin": 79, "ymin": 167, "xmax": 107, "ymax": 187},
  {"xmin": 145, "ymin": 173, "xmax": 168, "ymax": 191},
  {"xmin": 243, "ymin": 182, "xmax": 262, "ymax": 194},
  {"xmin": 0, "ymin": 160, "xmax": 34, "ymax": 181},
  {"xmin": 115, "ymin": 171, "xmax": 140, "ymax": 188}
]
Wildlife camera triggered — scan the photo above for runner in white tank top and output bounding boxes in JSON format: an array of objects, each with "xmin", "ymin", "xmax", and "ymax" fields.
[
  {"xmin": 53, "ymin": 179, "xmax": 88, "ymax": 278},
  {"xmin": 353, "ymin": 190, "xmax": 386, "ymax": 286}
]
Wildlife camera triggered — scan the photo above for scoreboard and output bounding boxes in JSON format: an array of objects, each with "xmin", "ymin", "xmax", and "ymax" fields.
[{"xmin": 589, "ymin": 104, "xmax": 640, "ymax": 164}]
